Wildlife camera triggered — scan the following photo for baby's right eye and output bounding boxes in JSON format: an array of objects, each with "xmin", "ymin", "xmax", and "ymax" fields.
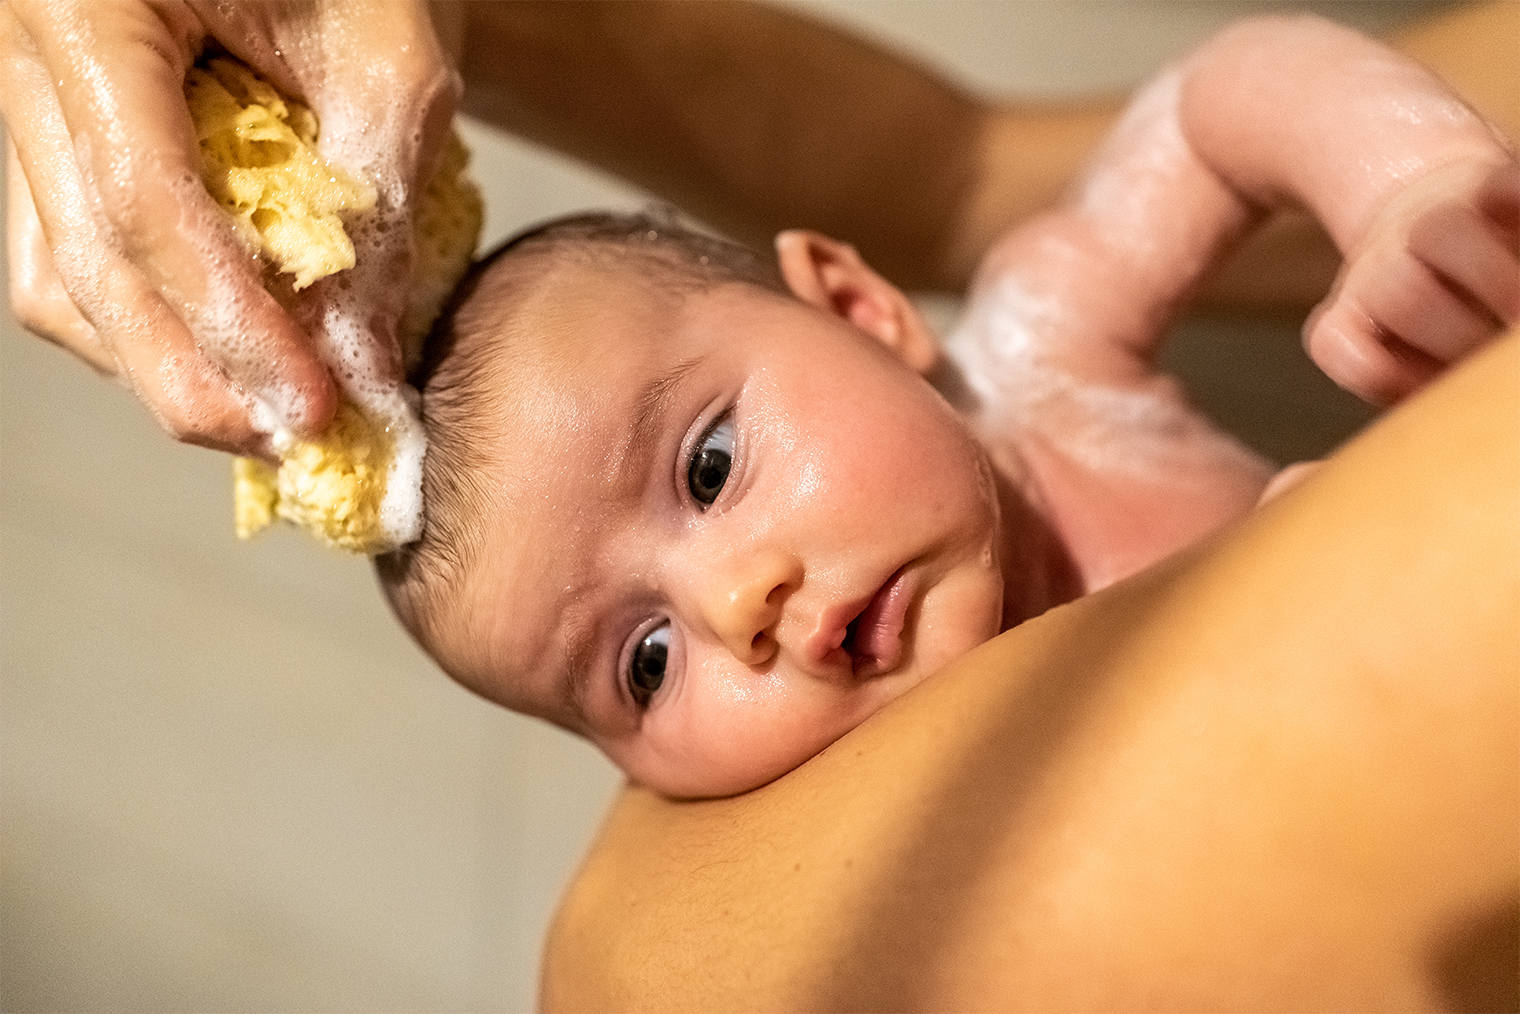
[{"xmin": 628, "ymin": 622, "xmax": 670, "ymax": 706}]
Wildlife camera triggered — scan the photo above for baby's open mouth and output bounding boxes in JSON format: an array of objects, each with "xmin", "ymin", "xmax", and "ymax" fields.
[{"xmin": 841, "ymin": 567, "xmax": 911, "ymax": 676}]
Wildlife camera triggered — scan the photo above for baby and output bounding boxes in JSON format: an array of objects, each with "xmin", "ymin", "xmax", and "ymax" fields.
[{"xmin": 376, "ymin": 16, "xmax": 1518, "ymax": 798}]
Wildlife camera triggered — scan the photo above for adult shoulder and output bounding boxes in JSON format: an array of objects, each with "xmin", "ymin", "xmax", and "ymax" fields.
[{"xmin": 542, "ymin": 335, "xmax": 1519, "ymax": 1011}]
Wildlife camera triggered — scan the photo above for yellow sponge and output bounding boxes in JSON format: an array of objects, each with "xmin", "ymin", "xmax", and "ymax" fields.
[
  {"xmin": 188, "ymin": 53, "xmax": 483, "ymax": 553},
  {"xmin": 233, "ymin": 401, "xmax": 396, "ymax": 553},
  {"xmin": 188, "ymin": 57, "xmax": 376, "ymax": 290},
  {"xmin": 401, "ymin": 130, "xmax": 483, "ymax": 370}
]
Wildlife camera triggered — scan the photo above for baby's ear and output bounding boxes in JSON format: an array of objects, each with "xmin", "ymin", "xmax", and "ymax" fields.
[{"xmin": 775, "ymin": 230, "xmax": 940, "ymax": 375}]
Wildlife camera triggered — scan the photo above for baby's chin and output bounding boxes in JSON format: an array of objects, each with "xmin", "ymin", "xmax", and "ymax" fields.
[
  {"xmin": 628, "ymin": 681, "xmax": 937, "ymax": 800},
  {"xmin": 611, "ymin": 690, "xmax": 883, "ymax": 799}
]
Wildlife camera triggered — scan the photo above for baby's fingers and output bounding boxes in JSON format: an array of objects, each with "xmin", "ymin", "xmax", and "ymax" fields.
[
  {"xmin": 1305, "ymin": 290, "xmax": 1441, "ymax": 406},
  {"xmin": 1307, "ymin": 185, "xmax": 1518, "ymax": 407},
  {"xmin": 1407, "ymin": 166, "xmax": 1520, "ymax": 327},
  {"xmin": 1354, "ymin": 244, "xmax": 1500, "ymax": 360}
]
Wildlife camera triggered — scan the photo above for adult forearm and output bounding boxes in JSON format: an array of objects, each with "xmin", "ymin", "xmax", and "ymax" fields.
[
  {"xmin": 447, "ymin": 1, "xmax": 1513, "ymax": 303},
  {"xmin": 452, "ymin": 0, "xmax": 1114, "ymax": 292}
]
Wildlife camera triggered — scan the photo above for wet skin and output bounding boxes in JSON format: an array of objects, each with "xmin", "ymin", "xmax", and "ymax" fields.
[{"xmin": 425, "ymin": 262, "xmax": 1027, "ymax": 798}]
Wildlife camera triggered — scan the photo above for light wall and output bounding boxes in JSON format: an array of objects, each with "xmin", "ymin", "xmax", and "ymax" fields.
[{"xmin": 0, "ymin": 2, "xmax": 1431, "ymax": 1010}]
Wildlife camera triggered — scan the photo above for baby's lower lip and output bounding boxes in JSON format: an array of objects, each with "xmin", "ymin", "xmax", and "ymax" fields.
[{"xmin": 846, "ymin": 567, "xmax": 913, "ymax": 676}]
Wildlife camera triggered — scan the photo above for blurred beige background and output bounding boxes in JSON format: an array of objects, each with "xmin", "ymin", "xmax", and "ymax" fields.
[{"xmin": 0, "ymin": 2, "xmax": 1435, "ymax": 1010}]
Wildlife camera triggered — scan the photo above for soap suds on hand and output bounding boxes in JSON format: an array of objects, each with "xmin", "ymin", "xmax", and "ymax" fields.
[{"xmin": 187, "ymin": 52, "xmax": 482, "ymax": 554}]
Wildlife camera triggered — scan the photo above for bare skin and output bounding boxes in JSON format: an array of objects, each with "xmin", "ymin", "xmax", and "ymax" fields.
[
  {"xmin": 541, "ymin": 330, "xmax": 1519, "ymax": 1012},
  {"xmin": 7, "ymin": 2, "xmax": 1516, "ymax": 456},
  {"xmin": 376, "ymin": 11, "xmax": 1515, "ymax": 803},
  {"xmin": 532, "ymin": 12, "xmax": 1519, "ymax": 1002},
  {"xmin": 449, "ymin": 0, "xmax": 1520, "ymax": 300},
  {"xmin": 5, "ymin": 1, "xmax": 1513, "ymax": 991},
  {"xmin": 941, "ymin": 14, "xmax": 1515, "ymax": 589},
  {"xmin": 1, "ymin": 0, "xmax": 458, "ymax": 455}
]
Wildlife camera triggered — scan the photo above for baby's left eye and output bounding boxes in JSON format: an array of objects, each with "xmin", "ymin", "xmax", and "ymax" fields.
[{"xmin": 687, "ymin": 415, "xmax": 734, "ymax": 507}]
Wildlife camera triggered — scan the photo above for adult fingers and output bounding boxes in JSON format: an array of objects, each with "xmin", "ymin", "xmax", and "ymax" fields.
[
  {"xmin": 304, "ymin": 2, "xmax": 461, "ymax": 387},
  {"xmin": 8, "ymin": 123, "xmax": 275, "ymax": 452},
  {"xmin": 6, "ymin": 142, "xmax": 114, "ymax": 375},
  {"xmin": 8, "ymin": 0, "xmax": 336, "ymax": 436},
  {"xmin": 191, "ymin": 0, "xmax": 461, "ymax": 388},
  {"xmin": 88, "ymin": 241, "xmax": 277, "ymax": 455},
  {"xmin": 3, "ymin": 9, "xmax": 298, "ymax": 455},
  {"xmin": 299, "ymin": 2, "xmax": 460, "ymax": 384}
]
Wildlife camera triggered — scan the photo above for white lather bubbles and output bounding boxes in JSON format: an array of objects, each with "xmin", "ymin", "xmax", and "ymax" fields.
[{"xmin": 313, "ymin": 299, "xmax": 429, "ymax": 548}]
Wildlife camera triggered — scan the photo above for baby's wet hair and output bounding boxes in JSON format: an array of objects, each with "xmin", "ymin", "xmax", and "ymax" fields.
[
  {"xmin": 458, "ymin": 206, "xmax": 787, "ymax": 310},
  {"xmin": 375, "ymin": 208, "xmax": 787, "ymax": 649}
]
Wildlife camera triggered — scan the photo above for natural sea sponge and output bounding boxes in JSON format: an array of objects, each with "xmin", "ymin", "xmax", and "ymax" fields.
[
  {"xmin": 188, "ymin": 58, "xmax": 376, "ymax": 291},
  {"xmin": 233, "ymin": 401, "xmax": 394, "ymax": 552},
  {"xmin": 401, "ymin": 130, "xmax": 482, "ymax": 371},
  {"xmin": 187, "ymin": 53, "xmax": 483, "ymax": 553}
]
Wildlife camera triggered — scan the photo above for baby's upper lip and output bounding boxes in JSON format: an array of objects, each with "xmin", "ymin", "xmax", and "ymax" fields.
[{"xmin": 806, "ymin": 566, "xmax": 914, "ymax": 677}]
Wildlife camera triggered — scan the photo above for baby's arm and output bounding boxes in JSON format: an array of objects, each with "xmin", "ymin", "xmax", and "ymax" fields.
[
  {"xmin": 967, "ymin": 15, "xmax": 1517, "ymax": 406},
  {"xmin": 1180, "ymin": 16, "xmax": 1518, "ymax": 403}
]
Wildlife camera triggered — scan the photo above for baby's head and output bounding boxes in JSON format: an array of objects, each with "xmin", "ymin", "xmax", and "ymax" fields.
[{"xmin": 377, "ymin": 211, "xmax": 1019, "ymax": 797}]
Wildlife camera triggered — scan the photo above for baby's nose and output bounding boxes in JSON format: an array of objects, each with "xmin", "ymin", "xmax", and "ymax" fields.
[{"xmin": 695, "ymin": 547, "xmax": 802, "ymax": 665}]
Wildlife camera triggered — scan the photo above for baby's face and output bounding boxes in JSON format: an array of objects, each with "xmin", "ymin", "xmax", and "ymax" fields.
[{"xmin": 433, "ymin": 263, "xmax": 1007, "ymax": 796}]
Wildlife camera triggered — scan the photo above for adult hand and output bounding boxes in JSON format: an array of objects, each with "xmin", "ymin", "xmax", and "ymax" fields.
[{"xmin": 2, "ymin": 1, "xmax": 458, "ymax": 456}]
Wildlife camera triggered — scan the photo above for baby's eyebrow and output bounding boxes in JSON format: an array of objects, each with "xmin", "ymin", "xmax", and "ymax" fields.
[{"xmin": 625, "ymin": 356, "xmax": 706, "ymax": 468}]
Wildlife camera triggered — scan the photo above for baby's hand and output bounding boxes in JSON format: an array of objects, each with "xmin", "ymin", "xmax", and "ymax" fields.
[{"xmin": 1306, "ymin": 160, "xmax": 1520, "ymax": 404}]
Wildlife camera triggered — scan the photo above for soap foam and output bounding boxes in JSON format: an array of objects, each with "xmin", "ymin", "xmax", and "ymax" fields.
[
  {"xmin": 946, "ymin": 274, "xmax": 1265, "ymax": 481},
  {"xmin": 188, "ymin": 53, "xmax": 480, "ymax": 552},
  {"xmin": 315, "ymin": 297, "xmax": 426, "ymax": 546}
]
